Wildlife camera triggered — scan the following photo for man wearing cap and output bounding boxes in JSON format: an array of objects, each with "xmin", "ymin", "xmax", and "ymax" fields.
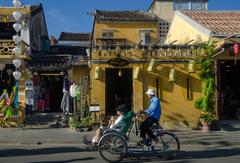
[{"xmin": 138, "ymin": 88, "xmax": 161, "ymax": 145}]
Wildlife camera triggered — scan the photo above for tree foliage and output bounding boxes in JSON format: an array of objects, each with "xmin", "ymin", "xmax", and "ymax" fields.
[{"xmin": 194, "ymin": 42, "xmax": 215, "ymax": 124}]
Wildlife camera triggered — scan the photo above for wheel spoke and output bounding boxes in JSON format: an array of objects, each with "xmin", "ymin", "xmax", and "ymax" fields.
[{"xmin": 99, "ymin": 133, "xmax": 127, "ymax": 162}]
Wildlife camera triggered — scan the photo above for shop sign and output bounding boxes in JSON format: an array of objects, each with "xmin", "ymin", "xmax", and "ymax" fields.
[
  {"xmin": 89, "ymin": 105, "xmax": 100, "ymax": 112},
  {"xmin": 107, "ymin": 57, "xmax": 129, "ymax": 67}
]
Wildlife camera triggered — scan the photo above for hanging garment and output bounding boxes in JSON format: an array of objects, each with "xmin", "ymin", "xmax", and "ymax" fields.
[
  {"xmin": 70, "ymin": 83, "xmax": 77, "ymax": 98},
  {"xmin": 60, "ymin": 91, "xmax": 70, "ymax": 114}
]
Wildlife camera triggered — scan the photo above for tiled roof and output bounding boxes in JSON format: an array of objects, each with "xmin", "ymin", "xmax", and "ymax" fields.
[
  {"xmin": 58, "ymin": 32, "xmax": 91, "ymax": 42},
  {"xmin": 26, "ymin": 56, "xmax": 72, "ymax": 71},
  {"xmin": 50, "ymin": 45, "xmax": 88, "ymax": 55},
  {"xmin": 181, "ymin": 10, "xmax": 240, "ymax": 36},
  {"xmin": 95, "ymin": 10, "xmax": 157, "ymax": 22}
]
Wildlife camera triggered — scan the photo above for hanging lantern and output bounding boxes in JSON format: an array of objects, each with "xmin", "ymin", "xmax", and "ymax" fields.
[
  {"xmin": 118, "ymin": 69, "xmax": 122, "ymax": 77},
  {"xmin": 147, "ymin": 59, "xmax": 156, "ymax": 72},
  {"xmin": 12, "ymin": 46, "xmax": 22, "ymax": 55},
  {"xmin": 188, "ymin": 60, "xmax": 195, "ymax": 73},
  {"xmin": 13, "ymin": 23, "xmax": 22, "ymax": 32},
  {"xmin": 95, "ymin": 66, "xmax": 101, "ymax": 80},
  {"xmin": 12, "ymin": 11, "xmax": 22, "ymax": 21},
  {"xmin": 234, "ymin": 43, "xmax": 239, "ymax": 65},
  {"xmin": 133, "ymin": 66, "xmax": 140, "ymax": 79},
  {"xmin": 12, "ymin": 35, "xmax": 21, "ymax": 44},
  {"xmin": 169, "ymin": 68, "xmax": 176, "ymax": 82},
  {"xmin": 13, "ymin": 0, "xmax": 22, "ymax": 8},
  {"xmin": 13, "ymin": 58, "xmax": 21, "ymax": 68},
  {"xmin": 13, "ymin": 70, "xmax": 21, "ymax": 80},
  {"xmin": 234, "ymin": 43, "xmax": 239, "ymax": 54},
  {"xmin": 88, "ymin": 60, "xmax": 91, "ymax": 68}
]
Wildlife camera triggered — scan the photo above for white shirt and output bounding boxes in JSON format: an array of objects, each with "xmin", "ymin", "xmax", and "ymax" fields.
[
  {"xmin": 69, "ymin": 83, "xmax": 77, "ymax": 97},
  {"xmin": 110, "ymin": 115, "xmax": 124, "ymax": 131}
]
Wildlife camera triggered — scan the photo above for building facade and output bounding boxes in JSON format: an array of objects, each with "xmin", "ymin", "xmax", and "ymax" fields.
[
  {"xmin": 165, "ymin": 10, "xmax": 240, "ymax": 121},
  {"xmin": 0, "ymin": 4, "xmax": 49, "ymax": 125},
  {"xmin": 148, "ymin": 0, "xmax": 208, "ymax": 44},
  {"xmin": 90, "ymin": 10, "xmax": 204, "ymax": 128}
]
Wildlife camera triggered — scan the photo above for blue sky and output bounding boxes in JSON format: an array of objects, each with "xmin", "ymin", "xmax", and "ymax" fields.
[{"xmin": 1, "ymin": 0, "xmax": 240, "ymax": 38}]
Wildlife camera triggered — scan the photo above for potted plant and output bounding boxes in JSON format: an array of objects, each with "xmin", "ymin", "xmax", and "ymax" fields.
[
  {"xmin": 194, "ymin": 42, "xmax": 216, "ymax": 131},
  {"xmin": 69, "ymin": 115, "xmax": 93, "ymax": 131}
]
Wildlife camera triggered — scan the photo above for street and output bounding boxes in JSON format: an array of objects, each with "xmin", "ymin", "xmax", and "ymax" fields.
[{"xmin": 0, "ymin": 144, "xmax": 240, "ymax": 163}]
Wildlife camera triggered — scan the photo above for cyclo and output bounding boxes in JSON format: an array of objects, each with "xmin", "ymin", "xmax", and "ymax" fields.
[{"xmin": 84, "ymin": 111, "xmax": 180, "ymax": 163}]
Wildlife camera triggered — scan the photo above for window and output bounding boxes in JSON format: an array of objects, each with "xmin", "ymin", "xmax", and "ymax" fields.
[
  {"xmin": 158, "ymin": 22, "xmax": 170, "ymax": 44},
  {"xmin": 102, "ymin": 32, "xmax": 114, "ymax": 39},
  {"xmin": 174, "ymin": 0, "xmax": 190, "ymax": 10},
  {"xmin": 173, "ymin": 0, "xmax": 207, "ymax": 10},
  {"xmin": 140, "ymin": 30, "xmax": 151, "ymax": 45},
  {"xmin": 192, "ymin": 0, "xmax": 207, "ymax": 10}
]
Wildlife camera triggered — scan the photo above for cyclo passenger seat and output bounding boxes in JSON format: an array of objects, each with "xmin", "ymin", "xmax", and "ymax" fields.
[
  {"xmin": 122, "ymin": 111, "xmax": 134, "ymax": 134},
  {"xmin": 103, "ymin": 111, "xmax": 134, "ymax": 135}
]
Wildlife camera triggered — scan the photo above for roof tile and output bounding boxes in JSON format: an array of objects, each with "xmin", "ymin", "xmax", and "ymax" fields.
[
  {"xmin": 95, "ymin": 10, "xmax": 157, "ymax": 22},
  {"xmin": 182, "ymin": 10, "xmax": 240, "ymax": 35},
  {"xmin": 58, "ymin": 32, "xmax": 91, "ymax": 42}
]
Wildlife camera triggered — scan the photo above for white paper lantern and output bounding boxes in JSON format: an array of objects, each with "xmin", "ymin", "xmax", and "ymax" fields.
[
  {"xmin": 95, "ymin": 66, "xmax": 101, "ymax": 80},
  {"xmin": 13, "ymin": 71, "xmax": 21, "ymax": 80},
  {"xmin": 169, "ymin": 69, "xmax": 176, "ymax": 82},
  {"xmin": 13, "ymin": 58, "xmax": 21, "ymax": 68},
  {"xmin": 13, "ymin": 46, "xmax": 21, "ymax": 55},
  {"xmin": 13, "ymin": 0, "xmax": 22, "ymax": 8},
  {"xmin": 12, "ymin": 11, "xmax": 22, "ymax": 21},
  {"xmin": 13, "ymin": 23, "xmax": 22, "ymax": 32},
  {"xmin": 133, "ymin": 66, "xmax": 140, "ymax": 79},
  {"xmin": 188, "ymin": 60, "xmax": 195, "ymax": 73},
  {"xmin": 147, "ymin": 59, "xmax": 156, "ymax": 72},
  {"xmin": 0, "ymin": 63, "xmax": 6, "ymax": 71},
  {"xmin": 12, "ymin": 35, "xmax": 21, "ymax": 44}
]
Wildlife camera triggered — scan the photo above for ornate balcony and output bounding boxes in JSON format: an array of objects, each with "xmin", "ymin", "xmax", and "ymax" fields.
[
  {"xmin": 0, "ymin": 40, "xmax": 28, "ymax": 58},
  {"xmin": 92, "ymin": 44, "xmax": 204, "ymax": 62}
]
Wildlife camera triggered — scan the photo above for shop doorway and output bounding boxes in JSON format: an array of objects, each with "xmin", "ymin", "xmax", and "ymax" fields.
[
  {"xmin": 218, "ymin": 60, "xmax": 240, "ymax": 120},
  {"xmin": 38, "ymin": 75, "xmax": 63, "ymax": 113},
  {"xmin": 105, "ymin": 68, "xmax": 133, "ymax": 115}
]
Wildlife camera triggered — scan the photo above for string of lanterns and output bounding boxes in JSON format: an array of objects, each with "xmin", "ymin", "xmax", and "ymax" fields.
[{"xmin": 12, "ymin": 0, "xmax": 23, "ymax": 80}]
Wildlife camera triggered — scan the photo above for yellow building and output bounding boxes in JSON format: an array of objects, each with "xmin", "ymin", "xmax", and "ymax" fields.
[
  {"xmin": 165, "ymin": 10, "xmax": 240, "ymax": 121},
  {"xmin": 0, "ymin": 4, "xmax": 49, "ymax": 126},
  {"xmin": 90, "ymin": 10, "xmax": 204, "ymax": 128}
]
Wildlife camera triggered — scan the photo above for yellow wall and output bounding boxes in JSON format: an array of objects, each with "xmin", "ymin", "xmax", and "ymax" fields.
[
  {"xmin": 0, "ymin": 7, "xmax": 30, "ymax": 16},
  {"xmin": 91, "ymin": 20, "xmax": 203, "ymax": 128},
  {"xmin": 165, "ymin": 11, "xmax": 210, "ymax": 45},
  {"xmin": 94, "ymin": 22, "xmax": 158, "ymax": 45}
]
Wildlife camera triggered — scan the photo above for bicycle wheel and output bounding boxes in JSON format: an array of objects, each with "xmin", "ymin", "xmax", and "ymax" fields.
[
  {"xmin": 153, "ymin": 131, "xmax": 180, "ymax": 159},
  {"xmin": 99, "ymin": 133, "xmax": 127, "ymax": 163}
]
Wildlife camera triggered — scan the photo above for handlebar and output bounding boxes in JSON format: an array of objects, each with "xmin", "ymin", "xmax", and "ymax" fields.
[{"xmin": 134, "ymin": 111, "xmax": 147, "ymax": 118}]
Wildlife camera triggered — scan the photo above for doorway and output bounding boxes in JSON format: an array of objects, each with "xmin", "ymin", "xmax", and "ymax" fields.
[
  {"xmin": 105, "ymin": 68, "xmax": 133, "ymax": 115},
  {"xmin": 218, "ymin": 60, "xmax": 240, "ymax": 120},
  {"xmin": 38, "ymin": 75, "xmax": 63, "ymax": 112}
]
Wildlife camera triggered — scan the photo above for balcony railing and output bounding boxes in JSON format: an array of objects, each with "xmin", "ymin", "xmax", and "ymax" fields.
[
  {"xmin": 0, "ymin": 40, "xmax": 27, "ymax": 57},
  {"xmin": 0, "ymin": 40, "xmax": 15, "ymax": 56}
]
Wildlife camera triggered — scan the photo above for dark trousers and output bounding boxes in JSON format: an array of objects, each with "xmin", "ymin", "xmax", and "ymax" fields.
[{"xmin": 140, "ymin": 116, "xmax": 158, "ymax": 139}]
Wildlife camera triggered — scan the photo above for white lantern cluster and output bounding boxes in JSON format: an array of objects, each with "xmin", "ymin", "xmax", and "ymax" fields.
[{"xmin": 12, "ymin": 0, "xmax": 23, "ymax": 80}]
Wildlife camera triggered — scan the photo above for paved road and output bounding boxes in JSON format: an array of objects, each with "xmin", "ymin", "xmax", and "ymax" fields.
[{"xmin": 0, "ymin": 144, "xmax": 240, "ymax": 163}]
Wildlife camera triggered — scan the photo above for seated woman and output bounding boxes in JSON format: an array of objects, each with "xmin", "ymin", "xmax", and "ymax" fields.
[{"xmin": 83, "ymin": 104, "xmax": 129, "ymax": 147}]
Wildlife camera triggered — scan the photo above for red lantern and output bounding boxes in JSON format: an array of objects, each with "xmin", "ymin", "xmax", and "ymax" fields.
[
  {"xmin": 234, "ymin": 43, "xmax": 239, "ymax": 65},
  {"xmin": 234, "ymin": 43, "xmax": 239, "ymax": 54}
]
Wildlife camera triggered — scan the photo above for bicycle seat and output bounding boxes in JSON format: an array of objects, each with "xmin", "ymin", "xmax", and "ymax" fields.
[{"xmin": 153, "ymin": 122, "xmax": 160, "ymax": 126}]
